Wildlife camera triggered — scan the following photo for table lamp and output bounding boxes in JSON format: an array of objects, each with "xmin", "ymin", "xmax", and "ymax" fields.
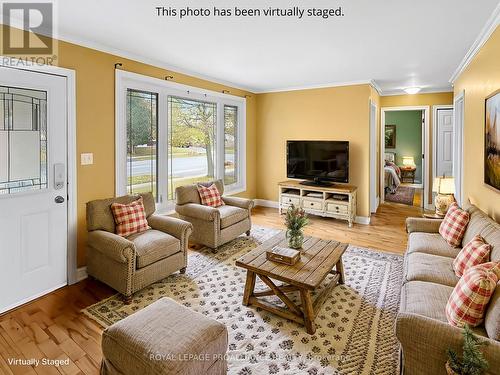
[
  {"xmin": 402, "ymin": 156, "xmax": 415, "ymax": 167},
  {"xmin": 433, "ymin": 177, "xmax": 455, "ymax": 217}
]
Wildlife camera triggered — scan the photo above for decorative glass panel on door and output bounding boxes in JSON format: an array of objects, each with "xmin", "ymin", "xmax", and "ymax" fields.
[
  {"xmin": 167, "ymin": 96, "xmax": 216, "ymax": 200},
  {"xmin": 0, "ymin": 86, "xmax": 47, "ymax": 195},
  {"xmin": 224, "ymin": 105, "xmax": 238, "ymax": 185},
  {"xmin": 126, "ymin": 89, "xmax": 158, "ymax": 200}
]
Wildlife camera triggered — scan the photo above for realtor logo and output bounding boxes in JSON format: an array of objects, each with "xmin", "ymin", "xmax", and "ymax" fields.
[{"xmin": 2, "ymin": 2, "xmax": 53, "ymax": 55}]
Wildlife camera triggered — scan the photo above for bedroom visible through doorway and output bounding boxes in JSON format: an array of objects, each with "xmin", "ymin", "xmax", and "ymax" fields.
[{"xmin": 383, "ymin": 109, "xmax": 425, "ymax": 208}]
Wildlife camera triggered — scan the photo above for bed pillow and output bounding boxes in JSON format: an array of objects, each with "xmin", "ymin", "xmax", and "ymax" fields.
[
  {"xmin": 439, "ymin": 203, "xmax": 470, "ymax": 247},
  {"xmin": 453, "ymin": 235, "xmax": 491, "ymax": 277}
]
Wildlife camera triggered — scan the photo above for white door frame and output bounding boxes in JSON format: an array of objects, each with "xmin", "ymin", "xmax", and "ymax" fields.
[
  {"xmin": 0, "ymin": 57, "xmax": 78, "ymax": 285},
  {"xmin": 432, "ymin": 104, "xmax": 454, "ymax": 183},
  {"xmin": 453, "ymin": 92, "xmax": 465, "ymax": 206},
  {"xmin": 369, "ymin": 100, "xmax": 378, "ymax": 213},
  {"xmin": 380, "ymin": 106, "xmax": 432, "ymax": 210}
]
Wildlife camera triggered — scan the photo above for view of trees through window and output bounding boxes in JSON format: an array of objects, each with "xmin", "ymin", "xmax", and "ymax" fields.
[
  {"xmin": 168, "ymin": 96, "xmax": 216, "ymax": 199},
  {"xmin": 126, "ymin": 90, "xmax": 240, "ymax": 202},
  {"xmin": 126, "ymin": 89, "xmax": 158, "ymax": 200}
]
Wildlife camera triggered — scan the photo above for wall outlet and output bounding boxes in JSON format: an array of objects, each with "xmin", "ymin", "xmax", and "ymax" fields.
[{"xmin": 81, "ymin": 153, "xmax": 94, "ymax": 165}]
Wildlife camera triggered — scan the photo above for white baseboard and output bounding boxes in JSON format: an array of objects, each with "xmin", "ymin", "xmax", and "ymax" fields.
[
  {"xmin": 76, "ymin": 266, "xmax": 88, "ymax": 282},
  {"xmin": 355, "ymin": 216, "xmax": 371, "ymax": 225},
  {"xmin": 254, "ymin": 199, "xmax": 279, "ymax": 208},
  {"xmin": 255, "ymin": 199, "xmax": 370, "ymax": 225}
]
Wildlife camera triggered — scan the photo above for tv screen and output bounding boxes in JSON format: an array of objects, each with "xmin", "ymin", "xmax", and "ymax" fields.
[{"xmin": 287, "ymin": 140, "xmax": 349, "ymax": 184}]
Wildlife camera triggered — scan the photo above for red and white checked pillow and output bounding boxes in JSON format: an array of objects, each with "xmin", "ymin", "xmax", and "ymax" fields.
[
  {"xmin": 446, "ymin": 262, "xmax": 500, "ymax": 327},
  {"xmin": 111, "ymin": 197, "xmax": 150, "ymax": 237},
  {"xmin": 439, "ymin": 203, "xmax": 470, "ymax": 247},
  {"xmin": 453, "ymin": 235, "xmax": 491, "ymax": 277},
  {"xmin": 197, "ymin": 183, "xmax": 224, "ymax": 207}
]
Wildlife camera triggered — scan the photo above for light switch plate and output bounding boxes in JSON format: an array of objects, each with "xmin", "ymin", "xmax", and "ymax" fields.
[{"xmin": 81, "ymin": 153, "xmax": 93, "ymax": 165}]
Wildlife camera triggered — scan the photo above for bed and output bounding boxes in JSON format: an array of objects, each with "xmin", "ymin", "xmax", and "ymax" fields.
[{"xmin": 384, "ymin": 152, "xmax": 401, "ymax": 194}]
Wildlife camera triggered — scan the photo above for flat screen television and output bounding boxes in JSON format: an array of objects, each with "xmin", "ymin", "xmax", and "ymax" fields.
[{"xmin": 287, "ymin": 140, "xmax": 349, "ymax": 186}]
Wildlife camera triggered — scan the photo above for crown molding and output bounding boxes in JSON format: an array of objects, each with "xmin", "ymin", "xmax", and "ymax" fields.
[
  {"xmin": 254, "ymin": 79, "xmax": 375, "ymax": 94},
  {"xmin": 52, "ymin": 31, "xmax": 260, "ymax": 93},
  {"xmin": 369, "ymin": 80, "xmax": 383, "ymax": 95},
  {"xmin": 449, "ymin": 4, "xmax": 500, "ymax": 83}
]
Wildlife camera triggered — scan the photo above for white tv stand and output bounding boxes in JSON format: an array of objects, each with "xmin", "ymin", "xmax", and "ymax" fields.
[{"xmin": 278, "ymin": 180, "xmax": 357, "ymax": 227}]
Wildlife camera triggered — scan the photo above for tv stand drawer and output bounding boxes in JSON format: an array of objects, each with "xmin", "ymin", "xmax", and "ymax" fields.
[
  {"xmin": 302, "ymin": 199, "xmax": 322, "ymax": 210},
  {"xmin": 281, "ymin": 196, "xmax": 300, "ymax": 206},
  {"xmin": 326, "ymin": 203, "xmax": 348, "ymax": 213}
]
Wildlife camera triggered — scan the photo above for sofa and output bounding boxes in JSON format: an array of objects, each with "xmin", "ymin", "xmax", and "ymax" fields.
[
  {"xmin": 397, "ymin": 204, "xmax": 500, "ymax": 375},
  {"xmin": 86, "ymin": 193, "xmax": 192, "ymax": 302},
  {"xmin": 175, "ymin": 180, "xmax": 254, "ymax": 252}
]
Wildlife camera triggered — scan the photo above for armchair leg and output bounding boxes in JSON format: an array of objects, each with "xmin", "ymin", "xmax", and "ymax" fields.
[
  {"xmin": 211, "ymin": 247, "xmax": 218, "ymax": 254},
  {"xmin": 246, "ymin": 230, "xmax": 251, "ymax": 236},
  {"xmin": 179, "ymin": 267, "xmax": 186, "ymax": 274},
  {"xmin": 122, "ymin": 294, "xmax": 132, "ymax": 305}
]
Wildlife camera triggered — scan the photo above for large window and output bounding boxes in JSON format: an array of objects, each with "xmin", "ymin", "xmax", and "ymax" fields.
[{"xmin": 116, "ymin": 71, "xmax": 246, "ymax": 211}]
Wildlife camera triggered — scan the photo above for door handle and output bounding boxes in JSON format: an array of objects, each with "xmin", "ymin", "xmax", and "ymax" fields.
[{"xmin": 54, "ymin": 196, "xmax": 65, "ymax": 204}]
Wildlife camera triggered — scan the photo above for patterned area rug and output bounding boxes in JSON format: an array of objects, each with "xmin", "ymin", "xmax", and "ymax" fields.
[
  {"xmin": 385, "ymin": 186, "xmax": 415, "ymax": 206},
  {"xmin": 82, "ymin": 226, "xmax": 403, "ymax": 375}
]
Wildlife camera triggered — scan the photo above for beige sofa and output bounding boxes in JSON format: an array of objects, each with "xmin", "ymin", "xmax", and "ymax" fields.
[
  {"xmin": 86, "ymin": 193, "xmax": 192, "ymax": 301},
  {"xmin": 397, "ymin": 204, "xmax": 500, "ymax": 375},
  {"xmin": 175, "ymin": 180, "xmax": 254, "ymax": 252}
]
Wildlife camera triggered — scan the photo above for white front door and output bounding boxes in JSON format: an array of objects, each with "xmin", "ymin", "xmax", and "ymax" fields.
[
  {"xmin": 436, "ymin": 108, "xmax": 454, "ymax": 177},
  {"xmin": 0, "ymin": 67, "xmax": 68, "ymax": 313}
]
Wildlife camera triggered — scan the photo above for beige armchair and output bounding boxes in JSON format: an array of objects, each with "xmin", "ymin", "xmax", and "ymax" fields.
[
  {"xmin": 86, "ymin": 193, "xmax": 192, "ymax": 302},
  {"xmin": 175, "ymin": 180, "xmax": 254, "ymax": 253}
]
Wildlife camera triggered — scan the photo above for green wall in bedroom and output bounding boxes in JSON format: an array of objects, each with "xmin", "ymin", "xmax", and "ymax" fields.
[{"xmin": 385, "ymin": 110, "xmax": 423, "ymax": 182}]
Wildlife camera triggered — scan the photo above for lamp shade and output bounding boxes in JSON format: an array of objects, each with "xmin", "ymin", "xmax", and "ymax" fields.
[
  {"xmin": 433, "ymin": 177, "xmax": 455, "ymax": 194},
  {"xmin": 402, "ymin": 156, "xmax": 415, "ymax": 166}
]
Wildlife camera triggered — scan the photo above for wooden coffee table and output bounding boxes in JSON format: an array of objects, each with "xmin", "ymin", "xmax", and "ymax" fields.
[{"xmin": 235, "ymin": 232, "xmax": 347, "ymax": 334}]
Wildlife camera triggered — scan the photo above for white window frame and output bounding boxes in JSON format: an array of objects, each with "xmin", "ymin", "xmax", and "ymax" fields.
[{"xmin": 115, "ymin": 70, "xmax": 246, "ymax": 212}]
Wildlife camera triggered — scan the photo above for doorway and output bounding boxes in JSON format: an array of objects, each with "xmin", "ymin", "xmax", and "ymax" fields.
[
  {"xmin": 380, "ymin": 106, "xmax": 431, "ymax": 209},
  {"xmin": 0, "ymin": 63, "xmax": 76, "ymax": 313}
]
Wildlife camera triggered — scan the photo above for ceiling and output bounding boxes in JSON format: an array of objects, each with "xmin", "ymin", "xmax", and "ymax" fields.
[{"xmin": 54, "ymin": 0, "xmax": 499, "ymax": 94}]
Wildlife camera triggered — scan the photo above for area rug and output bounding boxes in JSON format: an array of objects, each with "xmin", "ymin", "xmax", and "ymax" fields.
[
  {"xmin": 385, "ymin": 186, "xmax": 415, "ymax": 206},
  {"xmin": 82, "ymin": 226, "xmax": 403, "ymax": 375}
]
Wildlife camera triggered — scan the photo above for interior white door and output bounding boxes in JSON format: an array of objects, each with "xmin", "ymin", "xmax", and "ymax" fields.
[
  {"xmin": 436, "ymin": 108, "xmax": 454, "ymax": 177},
  {"xmin": 0, "ymin": 67, "xmax": 68, "ymax": 313}
]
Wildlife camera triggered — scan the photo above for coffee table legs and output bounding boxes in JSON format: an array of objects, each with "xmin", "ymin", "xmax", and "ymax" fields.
[
  {"xmin": 300, "ymin": 289, "xmax": 316, "ymax": 334},
  {"xmin": 336, "ymin": 258, "xmax": 345, "ymax": 284},
  {"xmin": 242, "ymin": 271, "xmax": 256, "ymax": 306}
]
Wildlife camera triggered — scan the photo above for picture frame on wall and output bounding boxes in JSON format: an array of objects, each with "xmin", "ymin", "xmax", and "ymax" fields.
[
  {"xmin": 385, "ymin": 124, "xmax": 396, "ymax": 149},
  {"xmin": 485, "ymin": 88, "xmax": 500, "ymax": 191}
]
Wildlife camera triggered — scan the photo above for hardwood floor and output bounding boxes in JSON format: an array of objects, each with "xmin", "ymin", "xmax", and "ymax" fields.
[{"xmin": 0, "ymin": 202, "xmax": 422, "ymax": 374}]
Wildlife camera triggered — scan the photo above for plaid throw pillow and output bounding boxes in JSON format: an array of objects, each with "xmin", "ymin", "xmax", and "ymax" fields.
[
  {"xmin": 111, "ymin": 197, "xmax": 150, "ymax": 237},
  {"xmin": 446, "ymin": 262, "xmax": 500, "ymax": 327},
  {"xmin": 197, "ymin": 183, "xmax": 224, "ymax": 207},
  {"xmin": 453, "ymin": 235, "xmax": 491, "ymax": 277},
  {"xmin": 439, "ymin": 203, "xmax": 470, "ymax": 247}
]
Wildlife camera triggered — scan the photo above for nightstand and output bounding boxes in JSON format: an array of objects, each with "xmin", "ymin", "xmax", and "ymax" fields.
[{"xmin": 400, "ymin": 166, "xmax": 416, "ymax": 183}]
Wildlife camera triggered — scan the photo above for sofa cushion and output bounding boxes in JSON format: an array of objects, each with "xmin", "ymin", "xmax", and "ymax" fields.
[
  {"xmin": 453, "ymin": 235, "xmax": 491, "ymax": 277},
  {"xmin": 464, "ymin": 205, "xmax": 500, "ymax": 262},
  {"xmin": 439, "ymin": 203, "xmax": 470, "ymax": 247},
  {"xmin": 405, "ymin": 252, "xmax": 459, "ymax": 287},
  {"xmin": 407, "ymin": 232, "xmax": 460, "ymax": 258},
  {"xmin": 128, "ymin": 229, "xmax": 180, "ymax": 269},
  {"xmin": 446, "ymin": 262, "xmax": 500, "ymax": 327},
  {"xmin": 102, "ymin": 297, "xmax": 228, "ymax": 375},
  {"xmin": 218, "ymin": 205, "xmax": 248, "ymax": 229},
  {"xmin": 485, "ymin": 282, "xmax": 500, "ymax": 340},
  {"xmin": 400, "ymin": 281, "xmax": 454, "ymax": 322}
]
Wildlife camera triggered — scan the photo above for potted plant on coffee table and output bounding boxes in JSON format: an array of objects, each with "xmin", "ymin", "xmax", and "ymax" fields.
[
  {"xmin": 284, "ymin": 204, "xmax": 309, "ymax": 249},
  {"xmin": 446, "ymin": 324, "xmax": 489, "ymax": 375}
]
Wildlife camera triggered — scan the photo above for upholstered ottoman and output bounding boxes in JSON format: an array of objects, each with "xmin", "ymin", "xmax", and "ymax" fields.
[{"xmin": 101, "ymin": 297, "xmax": 228, "ymax": 375}]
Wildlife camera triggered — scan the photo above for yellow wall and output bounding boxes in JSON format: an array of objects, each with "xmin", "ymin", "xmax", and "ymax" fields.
[
  {"xmin": 454, "ymin": 26, "xmax": 500, "ymax": 221},
  {"xmin": 380, "ymin": 92, "xmax": 453, "ymax": 205},
  {"xmin": 0, "ymin": 26, "xmax": 257, "ymax": 266},
  {"xmin": 256, "ymin": 84, "xmax": 372, "ymax": 217}
]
